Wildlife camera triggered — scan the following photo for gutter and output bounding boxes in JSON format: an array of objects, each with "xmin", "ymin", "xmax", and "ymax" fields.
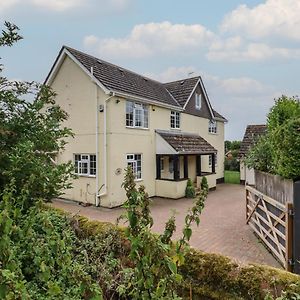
[{"xmin": 112, "ymin": 90, "xmax": 183, "ymax": 112}]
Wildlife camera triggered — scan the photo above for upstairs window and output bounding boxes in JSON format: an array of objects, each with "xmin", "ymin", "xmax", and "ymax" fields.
[
  {"xmin": 74, "ymin": 154, "xmax": 96, "ymax": 176},
  {"xmin": 195, "ymin": 93, "xmax": 201, "ymax": 110},
  {"xmin": 170, "ymin": 111, "xmax": 180, "ymax": 129},
  {"xmin": 126, "ymin": 101, "xmax": 148, "ymax": 128},
  {"xmin": 127, "ymin": 154, "xmax": 142, "ymax": 180},
  {"xmin": 208, "ymin": 120, "xmax": 217, "ymax": 134}
]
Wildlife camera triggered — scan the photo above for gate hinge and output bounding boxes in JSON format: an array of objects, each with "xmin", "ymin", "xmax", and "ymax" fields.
[{"xmin": 288, "ymin": 209, "xmax": 294, "ymax": 216}]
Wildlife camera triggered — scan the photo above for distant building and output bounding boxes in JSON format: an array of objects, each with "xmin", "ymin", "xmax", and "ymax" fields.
[{"xmin": 239, "ymin": 125, "xmax": 267, "ymax": 185}]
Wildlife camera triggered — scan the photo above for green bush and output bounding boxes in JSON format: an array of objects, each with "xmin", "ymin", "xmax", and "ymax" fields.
[
  {"xmin": 185, "ymin": 178, "xmax": 195, "ymax": 198},
  {"xmin": 246, "ymin": 95, "xmax": 300, "ymax": 180},
  {"xmin": 201, "ymin": 176, "xmax": 209, "ymax": 190},
  {"xmin": 71, "ymin": 213, "xmax": 300, "ymax": 300}
]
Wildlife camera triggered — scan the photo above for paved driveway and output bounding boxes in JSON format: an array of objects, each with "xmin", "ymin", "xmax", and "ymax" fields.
[{"xmin": 51, "ymin": 184, "xmax": 281, "ymax": 268}]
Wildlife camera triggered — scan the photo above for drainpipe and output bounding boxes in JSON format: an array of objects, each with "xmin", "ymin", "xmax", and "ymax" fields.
[
  {"xmin": 96, "ymin": 92, "xmax": 114, "ymax": 205},
  {"xmin": 90, "ymin": 66, "xmax": 114, "ymax": 206}
]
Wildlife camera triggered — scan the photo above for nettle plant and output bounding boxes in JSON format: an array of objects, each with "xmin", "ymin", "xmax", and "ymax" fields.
[{"xmin": 119, "ymin": 168, "xmax": 208, "ymax": 299}]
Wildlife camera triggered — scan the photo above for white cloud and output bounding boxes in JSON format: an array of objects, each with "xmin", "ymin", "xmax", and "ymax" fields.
[
  {"xmin": 0, "ymin": 0, "xmax": 131, "ymax": 12},
  {"xmin": 0, "ymin": 0, "xmax": 20, "ymax": 11},
  {"xmin": 207, "ymin": 41, "xmax": 300, "ymax": 62},
  {"xmin": 221, "ymin": 0, "xmax": 300, "ymax": 41},
  {"xmin": 31, "ymin": 0, "xmax": 85, "ymax": 11},
  {"xmin": 83, "ymin": 21, "xmax": 215, "ymax": 59}
]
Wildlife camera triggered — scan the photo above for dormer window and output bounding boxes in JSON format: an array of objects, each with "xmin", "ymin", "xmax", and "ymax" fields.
[
  {"xmin": 195, "ymin": 93, "xmax": 201, "ymax": 110},
  {"xmin": 208, "ymin": 120, "xmax": 217, "ymax": 134}
]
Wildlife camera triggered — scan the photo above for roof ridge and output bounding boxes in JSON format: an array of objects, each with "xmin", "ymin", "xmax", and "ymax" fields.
[
  {"xmin": 64, "ymin": 45, "xmax": 164, "ymax": 85},
  {"xmin": 163, "ymin": 76, "xmax": 201, "ymax": 85}
]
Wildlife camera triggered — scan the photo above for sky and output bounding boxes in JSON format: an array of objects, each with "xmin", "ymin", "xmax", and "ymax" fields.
[{"xmin": 1, "ymin": 0, "xmax": 299, "ymax": 140}]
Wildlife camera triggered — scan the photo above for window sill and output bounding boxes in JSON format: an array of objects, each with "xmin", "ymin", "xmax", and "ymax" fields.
[
  {"xmin": 170, "ymin": 128, "xmax": 181, "ymax": 131},
  {"xmin": 126, "ymin": 126, "xmax": 149, "ymax": 131},
  {"xmin": 208, "ymin": 132, "xmax": 218, "ymax": 135},
  {"xmin": 134, "ymin": 178, "xmax": 143, "ymax": 182},
  {"xmin": 75, "ymin": 174, "xmax": 96, "ymax": 178}
]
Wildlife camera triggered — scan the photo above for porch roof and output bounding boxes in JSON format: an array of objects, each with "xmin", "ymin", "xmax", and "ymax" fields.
[{"xmin": 156, "ymin": 130, "xmax": 217, "ymax": 155}]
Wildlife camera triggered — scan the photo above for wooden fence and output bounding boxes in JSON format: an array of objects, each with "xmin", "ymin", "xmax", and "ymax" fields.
[
  {"xmin": 255, "ymin": 170, "xmax": 294, "ymax": 205},
  {"xmin": 246, "ymin": 185, "xmax": 293, "ymax": 271}
]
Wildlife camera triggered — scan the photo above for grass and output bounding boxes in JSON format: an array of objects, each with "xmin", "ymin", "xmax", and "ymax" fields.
[{"xmin": 224, "ymin": 170, "xmax": 240, "ymax": 184}]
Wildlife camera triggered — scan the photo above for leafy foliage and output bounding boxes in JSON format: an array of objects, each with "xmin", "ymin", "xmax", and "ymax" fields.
[
  {"xmin": 185, "ymin": 178, "xmax": 195, "ymax": 198},
  {"xmin": 119, "ymin": 167, "xmax": 208, "ymax": 299},
  {"xmin": 0, "ymin": 22, "xmax": 103, "ymax": 299},
  {"xmin": 246, "ymin": 95, "xmax": 300, "ymax": 180}
]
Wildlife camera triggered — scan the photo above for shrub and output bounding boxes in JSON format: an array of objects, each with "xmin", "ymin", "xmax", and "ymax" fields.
[
  {"xmin": 246, "ymin": 95, "xmax": 300, "ymax": 180},
  {"xmin": 201, "ymin": 176, "xmax": 209, "ymax": 190},
  {"xmin": 185, "ymin": 178, "xmax": 195, "ymax": 198}
]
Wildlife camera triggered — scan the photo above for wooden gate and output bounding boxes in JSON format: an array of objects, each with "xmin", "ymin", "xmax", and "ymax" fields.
[{"xmin": 246, "ymin": 185, "xmax": 294, "ymax": 271}]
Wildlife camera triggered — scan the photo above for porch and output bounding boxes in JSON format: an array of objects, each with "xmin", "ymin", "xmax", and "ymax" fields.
[{"xmin": 155, "ymin": 130, "xmax": 217, "ymax": 198}]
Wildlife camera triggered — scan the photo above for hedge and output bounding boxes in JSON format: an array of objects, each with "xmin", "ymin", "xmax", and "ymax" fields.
[{"xmin": 52, "ymin": 207, "xmax": 300, "ymax": 300}]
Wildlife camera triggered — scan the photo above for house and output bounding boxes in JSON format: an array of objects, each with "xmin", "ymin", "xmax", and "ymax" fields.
[
  {"xmin": 239, "ymin": 124, "xmax": 267, "ymax": 185},
  {"xmin": 45, "ymin": 46, "xmax": 227, "ymax": 208}
]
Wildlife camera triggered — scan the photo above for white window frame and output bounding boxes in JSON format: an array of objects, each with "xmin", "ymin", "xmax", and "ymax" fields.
[
  {"xmin": 74, "ymin": 154, "xmax": 96, "ymax": 177},
  {"xmin": 195, "ymin": 93, "xmax": 201, "ymax": 110},
  {"xmin": 126, "ymin": 101, "xmax": 149, "ymax": 129},
  {"xmin": 208, "ymin": 120, "xmax": 217, "ymax": 134},
  {"xmin": 170, "ymin": 111, "xmax": 180, "ymax": 129},
  {"xmin": 127, "ymin": 153, "xmax": 142, "ymax": 180},
  {"xmin": 209, "ymin": 154, "xmax": 217, "ymax": 167}
]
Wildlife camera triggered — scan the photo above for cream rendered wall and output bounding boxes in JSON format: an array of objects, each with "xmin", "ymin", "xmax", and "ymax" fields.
[
  {"xmin": 240, "ymin": 160, "xmax": 246, "ymax": 182},
  {"xmin": 51, "ymin": 57, "xmax": 225, "ymax": 207},
  {"xmin": 51, "ymin": 56, "xmax": 99, "ymax": 204},
  {"xmin": 103, "ymin": 98, "xmax": 224, "ymax": 206}
]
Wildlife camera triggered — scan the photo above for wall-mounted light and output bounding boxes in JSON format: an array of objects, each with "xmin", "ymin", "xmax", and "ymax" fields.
[
  {"xmin": 151, "ymin": 105, "xmax": 155, "ymax": 111},
  {"xmin": 115, "ymin": 99, "xmax": 120, "ymax": 104}
]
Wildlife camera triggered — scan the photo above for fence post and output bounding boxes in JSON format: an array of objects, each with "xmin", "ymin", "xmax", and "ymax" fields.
[
  {"xmin": 286, "ymin": 202, "xmax": 293, "ymax": 272},
  {"xmin": 293, "ymin": 181, "xmax": 300, "ymax": 274}
]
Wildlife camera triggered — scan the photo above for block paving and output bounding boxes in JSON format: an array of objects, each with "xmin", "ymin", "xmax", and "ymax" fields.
[{"xmin": 52, "ymin": 183, "xmax": 281, "ymax": 268}]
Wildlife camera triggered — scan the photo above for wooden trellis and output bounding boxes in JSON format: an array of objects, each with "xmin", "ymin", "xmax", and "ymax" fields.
[{"xmin": 246, "ymin": 185, "xmax": 294, "ymax": 271}]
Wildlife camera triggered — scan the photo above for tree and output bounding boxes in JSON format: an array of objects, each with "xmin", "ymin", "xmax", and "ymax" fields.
[
  {"xmin": 0, "ymin": 22, "xmax": 103, "ymax": 299},
  {"xmin": 246, "ymin": 95, "xmax": 300, "ymax": 180},
  {"xmin": 0, "ymin": 22, "xmax": 74, "ymax": 209}
]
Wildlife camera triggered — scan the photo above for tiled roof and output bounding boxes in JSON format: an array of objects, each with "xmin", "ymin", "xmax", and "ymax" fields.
[
  {"xmin": 163, "ymin": 77, "xmax": 200, "ymax": 107},
  {"xmin": 156, "ymin": 130, "xmax": 217, "ymax": 154},
  {"xmin": 48, "ymin": 46, "xmax": 226, "ymax": 120},
  {"xmin": 212, "ymin": 109, "xmax": 227, "ymax": 121},
  {"xmin": 65, "ymin": 46, "xmax": 180, "ymax": 108},
  {"xmin": 239, "ymin": 125, "xmax": 267, "ymax": 157}
]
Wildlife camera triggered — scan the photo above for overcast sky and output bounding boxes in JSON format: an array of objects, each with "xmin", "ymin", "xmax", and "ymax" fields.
[{"xmin": 1, "ymin": 0, "xmax": 299, "ymax": 140}]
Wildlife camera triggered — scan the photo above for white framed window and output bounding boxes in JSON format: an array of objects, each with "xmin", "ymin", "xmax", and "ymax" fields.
[
  {"xmin": 208, "ymin": 120, "xmax": 217, "ymax": 134},
  {"xmin": 127, "ymin": 154, "xmax": 142, "ymax": 180},
  {"xmin": 126, "ymin": 101, "xmax": 148, "ymax": 129},
  {"xmin": 170, "ymin": 111, "xmax": 180, "ymax": 129},
  {"xmin": 209, "ymin": 154, "xmax": 217, "ymax": 167},
  {"xmin": 74, "ymin": 154, "xmax": 96, "ymax": 176},
  {"xmin": 195, "ymin": 93, "xmax": 201, "ymax": 110}
]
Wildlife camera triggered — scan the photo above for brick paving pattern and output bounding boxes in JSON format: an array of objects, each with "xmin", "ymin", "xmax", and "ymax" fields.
[{"xmin": 51, "ymin": 183, "xmax": 281, "ymax": 268}]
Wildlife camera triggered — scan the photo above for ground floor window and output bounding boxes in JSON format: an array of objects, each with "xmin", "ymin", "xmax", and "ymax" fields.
[
  {"xmin": 74, "ymin": 154, "xmax": 96, "ymax": 176},
  {"xmin": 127, "ymin": 154, "xmax": 142, "ymax": 179},
  {"xmin": 209, "ymin": 154, "xmax": 217, "ymax": 167}
]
